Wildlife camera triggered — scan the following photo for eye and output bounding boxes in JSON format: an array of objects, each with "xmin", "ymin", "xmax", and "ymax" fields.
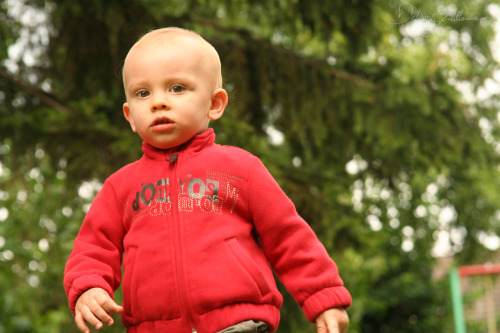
[
  {"xmin": 136, "ymin": 90, "xmax": 150, "ymax": 98},
  {"xmin": 169, "ymin": 85, "xmax": 185, "ymax": 93}
]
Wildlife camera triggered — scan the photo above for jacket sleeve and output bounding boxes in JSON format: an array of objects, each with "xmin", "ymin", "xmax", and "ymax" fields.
[
  {"xmin": 247, "ymin": 157, "xmax": 351, "ymax": 322},
  {"xmin": 63, "ymin": 180, "xmax": 125, "ymax": 315}
]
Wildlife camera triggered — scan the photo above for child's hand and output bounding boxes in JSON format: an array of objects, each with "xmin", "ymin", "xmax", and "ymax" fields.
[
  {"xmin": 75, "ymin": 287, "xmax": 123, "ymax": 333},
  {"xmin": 315, "ymin": 307, "xmax": 349, "ymax": 333}
]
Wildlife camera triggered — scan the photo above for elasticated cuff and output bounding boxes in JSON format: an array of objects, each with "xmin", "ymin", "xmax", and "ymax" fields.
[
  {"xmin": 301, "ymin": 286, "xmax": 352, "ymax": 322},
  {"xmin": 68, "ymin": 274, "xmax": 114, "ymax": 316}
]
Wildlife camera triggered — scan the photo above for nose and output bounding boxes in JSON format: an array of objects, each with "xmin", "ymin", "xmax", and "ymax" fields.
[{"xmin": 150, "ymin": 93, "xmax": 170, "ymax": 111}]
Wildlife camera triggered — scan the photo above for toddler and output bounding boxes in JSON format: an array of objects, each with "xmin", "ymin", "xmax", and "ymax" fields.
[{"xmin": 64, "ymin": 27, "xmax": 351, "ymax": 333}]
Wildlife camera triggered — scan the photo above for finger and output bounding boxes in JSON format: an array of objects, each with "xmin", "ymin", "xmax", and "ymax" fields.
[
  {"xmin": 326, "ymin": 313, "xmax": 341, "ymax": 333},
  {"xmin": 337, "ymin": 310, "xmax": 349, "ymax": 333},
  {"xmin": 327, "ymin": 322, "xmax": 340, "ymax": 333},
  {"xmin": 81, "ymin": 304, "xmax": 104, "ymax": 330},
  {"xmin": 317, "ymin": 317, "xmax": 330, "ymax": 333},
  {"xmin": 93, "ymin": 290, "xmax": 123, "ymax": 316},
  {"xmin": 88, "ymin": 298, "xmax": 114, "ymax": 327},
  {"xmin": 102, "ymin": 298, "xmax": 124, "ymax": 315},
  {"xmin": 317, "ymin": 326, "xmax": 328, "ymax": 333},
  {"xmin": 75, "ymin": 311, "xmax": 91, "ymax": 333},
  {"xmin": 98, "ymin": 299, "xmax": 123, "ymax": 326}
]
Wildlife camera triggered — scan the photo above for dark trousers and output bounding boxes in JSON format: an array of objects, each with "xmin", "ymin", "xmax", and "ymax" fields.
[{"xmin": 217, "ymin": 320, "xmax": 269, "ymax": 333}]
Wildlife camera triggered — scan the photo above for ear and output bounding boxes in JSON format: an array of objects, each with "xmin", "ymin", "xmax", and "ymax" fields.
[
  {"xmin": 123, "ymin": 102, "xmax": 137, "ymax": 132},
  {"xmin": 208, "ymin": 88, "xmax": 228, "ymax": 121}
]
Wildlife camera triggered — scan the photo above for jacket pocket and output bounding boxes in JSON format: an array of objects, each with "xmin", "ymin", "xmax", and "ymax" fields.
[
  {"xmin": 122, "ymin": 243, "xmax": 181, "ymax": 322},
  {"xmin": 226, "ymin": 237, "xmax": 272, "ymax": 296}
]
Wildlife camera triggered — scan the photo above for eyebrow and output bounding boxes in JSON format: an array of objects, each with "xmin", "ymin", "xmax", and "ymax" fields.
[
  {"xmin": 125, "ymin": 74, "xmax": 198, "ymax": 92},
  {"xmin": 124, "ymin": 79, "xmax": 148, "ymax": 94}
]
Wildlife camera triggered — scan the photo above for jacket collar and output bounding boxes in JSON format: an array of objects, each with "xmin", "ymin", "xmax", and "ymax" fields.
[{"xmin": 141, "ymin": 128, "xmax": 216, "ymax": 161}]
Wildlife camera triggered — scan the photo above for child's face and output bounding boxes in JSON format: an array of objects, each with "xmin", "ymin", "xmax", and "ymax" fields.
[{"xmin": 122, "ymin": 35, "xmax": 225, "ymax": 149}]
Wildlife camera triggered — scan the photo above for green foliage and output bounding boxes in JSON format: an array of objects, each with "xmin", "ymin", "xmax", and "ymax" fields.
[
  {"xmin": 1, "ymin": 0, "xmax": 500, "ymax": 331},
  {"xmin": 0, "ymin": 141, "xmax": 81, "ymax": 332}
]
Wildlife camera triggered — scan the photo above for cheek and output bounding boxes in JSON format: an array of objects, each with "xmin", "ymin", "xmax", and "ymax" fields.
[{"xmin": 127, "ymin": 113, "xmax": 140, "ymax": 132}]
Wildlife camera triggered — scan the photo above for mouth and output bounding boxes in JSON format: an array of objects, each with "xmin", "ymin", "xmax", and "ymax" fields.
[
  {"xmin": 151, "ymin": 117, "xmax": 175, "ymax": 132},
  {"xmin": 153, "ymin": 117, "xmax": 173, "ymax": 126}
]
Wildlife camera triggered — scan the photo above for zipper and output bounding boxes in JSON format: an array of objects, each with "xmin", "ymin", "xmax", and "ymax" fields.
[{"xmin": 168, "ymin": 152, "xmax": 198, "ymax": 332}]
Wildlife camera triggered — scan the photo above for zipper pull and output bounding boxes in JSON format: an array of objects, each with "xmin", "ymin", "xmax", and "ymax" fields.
[{"xmin": 167, "ymin": 153, "xmax": 178, "ymax": 163}]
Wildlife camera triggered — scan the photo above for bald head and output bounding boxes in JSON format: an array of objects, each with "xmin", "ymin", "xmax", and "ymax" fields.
[{"xmin": 123, "ymin": 27, "xmax": 223, "ymax": 90}]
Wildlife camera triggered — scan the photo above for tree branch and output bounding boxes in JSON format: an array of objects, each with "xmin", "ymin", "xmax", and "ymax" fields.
[
  {"xmin": 167, "ymin": 14, "xmax": 372, "ymax": 87},
  {"xmin": 0, "ymin": 67, "xmax": 72, "ymax": 113}
]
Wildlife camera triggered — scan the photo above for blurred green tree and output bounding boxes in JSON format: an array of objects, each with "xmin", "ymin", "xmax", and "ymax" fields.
[{"xmin": 1, "ymin": 0, "xmax": 500, "ymax": 332}]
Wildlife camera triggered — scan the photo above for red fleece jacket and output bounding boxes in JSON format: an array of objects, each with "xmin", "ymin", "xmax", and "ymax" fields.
[{"xmin": 64, "ymin": 129, "xmax": 351, "ymax": 333}]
